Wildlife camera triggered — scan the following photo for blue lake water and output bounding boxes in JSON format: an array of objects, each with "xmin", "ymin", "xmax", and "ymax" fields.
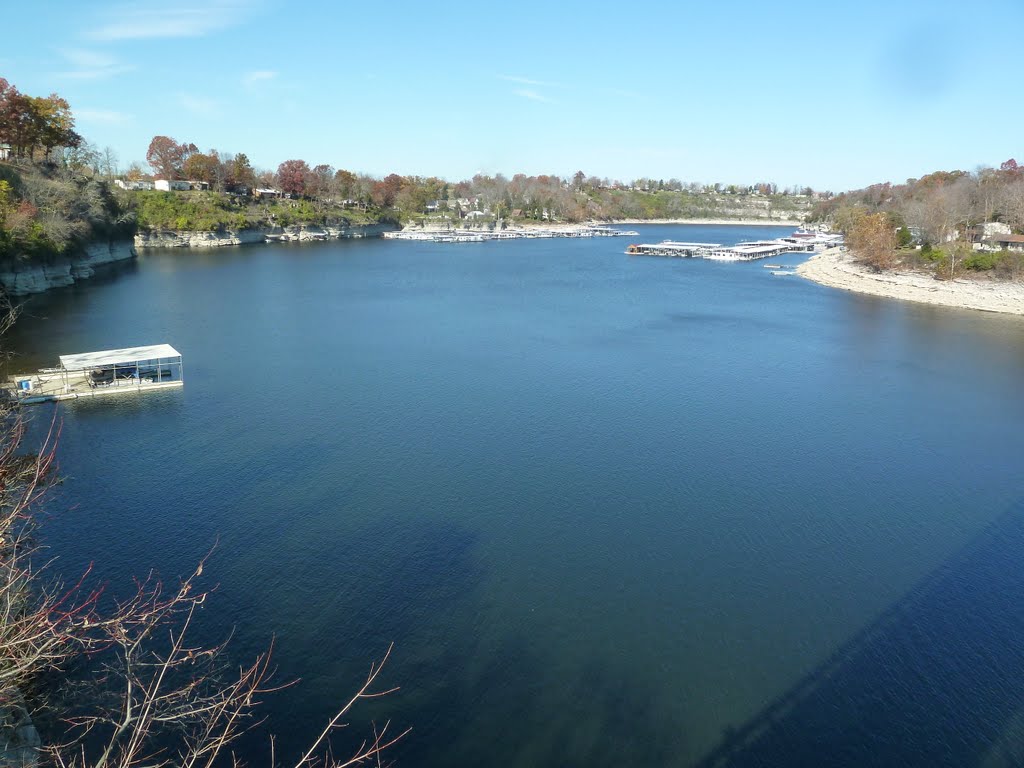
[{"xmin": 7, "ymin": 224, "xmax": 1024, "ymax": 766}]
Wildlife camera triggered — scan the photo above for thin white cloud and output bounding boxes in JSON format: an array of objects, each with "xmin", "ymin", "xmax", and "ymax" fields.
[
  {"xmin": 56, "ymin": 48, "xmax": 134, "ymax": 80},
  {"xmin": 499, "ymin": 75, "xmax": 561, "ymax": 88},
  {"xmin": 88, "ymin": 1, "xmax": 254, "ymax": 41},
  {"xmin": 513, "ymin": 88, "xmax": 555, "ymax": 104},
  {"xmin": 243, "ymin": 69, "xmax": 277, "ymax": 88},
  {"xmin": 75, "ymin": 108, "xmax": 133, "ymax": 124},
  {"xmin": 178, "ymin": 93, "xmax": 221, "ymax": 118}
]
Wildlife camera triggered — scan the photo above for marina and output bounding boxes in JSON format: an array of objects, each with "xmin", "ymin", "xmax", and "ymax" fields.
[
  {"xmin": 5, "ymin": 344, "xmax": 183, "ymax": 404},
  {"xmin": 626, "ymin": 230, "xmax": 843, "ymax": 262},
  {"xmin": 383, "ymin": 224, "xmax": 639, "ymax": 242}
]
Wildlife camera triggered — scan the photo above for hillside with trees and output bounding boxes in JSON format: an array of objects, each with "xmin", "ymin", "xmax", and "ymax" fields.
[
  {"xmin": 0, "ymin": 73, "xmax": 817, "ymax": 275},
  {"xmin": 0, "ymin": 78, "xmax": 133, "ymax": 264},
  {"xmin": 810, "ymin": 161, "xmax": 1024, "ymax": 280}
]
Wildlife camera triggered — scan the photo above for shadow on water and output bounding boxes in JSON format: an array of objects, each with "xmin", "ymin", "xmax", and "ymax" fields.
[
  {"xmin": 695, "ymin": 500, "xmax": 1024, "ymax": 768},
  {"xmin": 221, "ymin": 516, "xmax": 487, "ymax": 765},
  {"xmin": 224, "ymin": 510, "xmax": 678, "ymax": 768}
]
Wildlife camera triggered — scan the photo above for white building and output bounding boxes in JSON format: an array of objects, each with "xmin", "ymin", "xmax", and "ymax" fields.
[
  {"xmin": 114, "ymin": 179, "xmax": 155, "ymax": 191},
  {"xmin": 154, "ymin": 179, "xmax": 190, "ymax": 191}
]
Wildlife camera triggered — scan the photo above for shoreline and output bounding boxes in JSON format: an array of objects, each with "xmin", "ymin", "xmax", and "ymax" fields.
[
  {"xmin": 406, "ymin": 218, "xmax": 804, "ymax": 234},
  {"xmin": 607, "ymin": 217, "xmax": 804, "ymax": 227},
  {"xmin": 798, "ymin": 248, "xmax": 1024, "ymax": 316}
]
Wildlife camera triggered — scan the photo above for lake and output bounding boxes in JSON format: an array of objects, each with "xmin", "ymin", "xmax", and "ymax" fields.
[{"xmin": 7, "ymin": 224, "xmax": 1024, "ymax": 767}]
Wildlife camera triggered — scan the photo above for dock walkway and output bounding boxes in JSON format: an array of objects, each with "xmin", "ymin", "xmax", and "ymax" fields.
[{"xmin": 5, "ymin": 343, "xmax": 184, "ymax": 405}]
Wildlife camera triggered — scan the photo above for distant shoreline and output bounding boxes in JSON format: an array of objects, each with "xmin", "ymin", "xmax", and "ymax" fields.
[
  {"xmin": 798, "ymin": 247, "xmax": 1024, "ymax": 316},
  {"xmin": 607, "ymin": 218, "xmax": 804, "ymax": 227},
  {"xmin": 405, "ymin": 218, "xmax": 804, "ymax": 234}
]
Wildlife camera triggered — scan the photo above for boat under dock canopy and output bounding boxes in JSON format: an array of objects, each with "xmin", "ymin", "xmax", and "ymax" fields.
[{"xmin": 7, "ymin": 343, "xmax": 184, "ymax": 404}]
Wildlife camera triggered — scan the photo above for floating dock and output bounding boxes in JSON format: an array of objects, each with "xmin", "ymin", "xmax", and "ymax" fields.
[
  {"xmin": 384, "ymin": 225, "xmax": 639, "ymax": 243},
  {"xmin": 626, "ymin": 231, "xmax": 843, "ymax": 262},
  {"xmin": 5, "ymin": 344, "xmax": 183, "ymax": 404}
]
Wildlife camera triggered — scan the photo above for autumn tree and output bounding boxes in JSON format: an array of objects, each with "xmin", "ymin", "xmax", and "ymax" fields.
[
  {"xmin": 0, "ymin": 78, "xmax": 15, "ymax": 144},
  {"xmin": 124, "ymin": 162, "xmax": 145, "ymax": 182},
  {"xmin": 333, "ymin": 169, "xmax": 357, "ymax": 200},
  {"xmin": 277, "ymin": 159, "xmax": 311, "ymax": 196},
  {"xmin": 309, "ymin": 163, "xmax": 334, "ymax": 199},
  {"xmin": 227, "ymin": 153, "xmax": 256, "ymax": 191},
  {"xmin": 848, "ymin": 211, "xmax": 898, "ymax": 272},
  {"xmin": 371, "ymin": 173, "xmax": 404, "ymax": 207},
  {"xmin": 182, "ymin": 150, "xmax": 222, "ymax": 186},
  {"xmin": 33, "ymin": 94, "xmax": 81, "ymax": 158},
  {"xmin": 0, "ymin": 81, "xmax": 81, "ymax": 159},
  {"xmin": 146, "ymin": 135, "xmax": 197, "ymax": 180}
]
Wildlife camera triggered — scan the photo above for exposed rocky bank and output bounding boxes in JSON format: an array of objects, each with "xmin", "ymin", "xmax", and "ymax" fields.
[
  {"xmin": 134, "ymin": 223, "xmax": 397, "ymax": 249},
  {"xmin": 0, "ymin": 240, "xmax": 137, "ymax": 296},
  {"xmin": 798, "ymin": 248, "xmax": 1024, "ymax": 316}
]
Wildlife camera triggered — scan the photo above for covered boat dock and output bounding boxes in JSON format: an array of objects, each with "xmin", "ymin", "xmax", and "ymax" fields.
[{"xmin": 7, "ymin": 344, "xmax": 183, "ymax": 404}]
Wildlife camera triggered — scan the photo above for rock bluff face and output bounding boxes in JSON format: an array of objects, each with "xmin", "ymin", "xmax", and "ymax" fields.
[
  {"xmin": 133, "ymin": 223, "xmax": 396, "ymax": 249},
  {"xmin": 0, "ymin": 224, "xmax": 397, "ymax": 296},
  {"xmin": 0, "ymin": 240, "xmax": 137, "ymax": 296}
]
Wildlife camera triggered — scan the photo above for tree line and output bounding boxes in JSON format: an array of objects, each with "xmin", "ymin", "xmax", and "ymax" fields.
[
  {"xmin": 138, "ymin": 131, "xmax": 820, "ymax": 224},
  {"xmin": 0, "ymin": 73, "xmax": 818, "ymax": 267},
  {"xmin": 812, "ymin": 160, "xmax": 1024, "ymax": 279},
  {"xmin": 0, "ymin": 78, "xmax": 81, "ymax": 160}
]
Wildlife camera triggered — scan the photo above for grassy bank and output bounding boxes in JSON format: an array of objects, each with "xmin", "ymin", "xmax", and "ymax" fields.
[{"xmin": 131, "ymin": 190, "xmax": 386, "ymax": 231}]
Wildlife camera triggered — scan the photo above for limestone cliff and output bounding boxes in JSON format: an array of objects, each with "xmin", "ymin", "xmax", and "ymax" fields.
[
  {"xmin": 0, "ymin": 240, "xmax": 137, "ymax": 296},
  {"xmin": 134, "ymin": 223, "xmax": 397, "ymax": 249}
]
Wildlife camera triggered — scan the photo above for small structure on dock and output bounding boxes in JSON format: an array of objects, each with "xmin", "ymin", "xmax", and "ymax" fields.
[{"xmin": 7, "ymin": 344, "xmax": 183, "ymax": 404}]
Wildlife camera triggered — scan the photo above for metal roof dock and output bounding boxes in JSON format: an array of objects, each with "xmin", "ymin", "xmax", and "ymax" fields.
[{"xmin": 6, "ymin": 344, "xmax": 184, "ymax": 404}]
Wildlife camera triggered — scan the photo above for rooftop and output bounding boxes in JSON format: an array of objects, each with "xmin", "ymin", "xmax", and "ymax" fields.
[{"xmin": 59, "ymin": 344, "xmax": 181, "ymax": 371}]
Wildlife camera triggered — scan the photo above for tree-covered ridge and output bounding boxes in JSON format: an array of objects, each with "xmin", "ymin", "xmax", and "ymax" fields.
[
  {"xmin": 0, "ymin": 78, "xmax": 134, "ymax": 263},
  {"xmin": 0, "ymin": 163, "xmax": 132, "ymax": 262},
  {"xmin": 136, "ymin": 133, "xmax": 818, "ymax": 225},
  {"xmin": 812, "ymin": 160, "xmax": 1024, "ymax": 279},
  {"xmin": 132, "ymin": 190, "xmax": 381, "ymax": 232}
]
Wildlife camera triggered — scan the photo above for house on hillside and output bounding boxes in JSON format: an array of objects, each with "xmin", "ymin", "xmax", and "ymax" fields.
[
  {"xmin": 967, "ymin": 222, "xmax": 1014, "ymax": 250},
  {"xmin": 154, "ymin": 179, "xmax": 190, "ymax": 191},
  {"xmin": 992, "ymin": 234, "xmax": 1024, "ymax": 252},
  {"xmin": 253, "ymin": 188, "xmax": 283, "ymax": 199},
  {"xmin": 188, "ymin": 180, "xmax": 210, "ymax": 191}
]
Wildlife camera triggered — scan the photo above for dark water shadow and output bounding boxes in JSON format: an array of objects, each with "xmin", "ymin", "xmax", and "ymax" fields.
[
  {"xmin": 218, "ymin": 507, "xmax": 680, "ymax": 768},
  {"xmin": 695, "ymin": 500, "xmax": 1024, "ymax": 768}
]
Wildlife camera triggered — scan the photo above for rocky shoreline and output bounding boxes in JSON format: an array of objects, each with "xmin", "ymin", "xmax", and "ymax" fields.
[
  {"xmin": 0, "ymin": 223, "xmax": 399, "ymax": 297},
  {"xmin": 609, "ymin": 217, "xmax": 804, "ymax": 227},
  {"xmin": 133, "ymin": 222, "xmax": 397, "ymax": 249},
  {"xmin": 0, "ymin": 240, "xmax": 137, "ymax": 296},
  {"xmin": 798, "ymin": 248, "xmax": 1024, "ymax": 316}
]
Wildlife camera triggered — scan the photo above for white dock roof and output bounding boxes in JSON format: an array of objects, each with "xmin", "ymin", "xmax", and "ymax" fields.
[
  {"xmin": 59, "ymin": 344, "xmax": 181, "ymax": 370},
  {"xmin": 662, "ymin": 241, "xmax": 722, "ymax": 248}
]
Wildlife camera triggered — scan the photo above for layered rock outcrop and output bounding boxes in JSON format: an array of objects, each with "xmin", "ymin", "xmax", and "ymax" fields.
[
  {"xmin": 0, "ymin": 240, "xmax": 136, "ymax": 296},
  {"xmin": 134, "ymin": 223, "xmax": 395, "ymax": 249}
]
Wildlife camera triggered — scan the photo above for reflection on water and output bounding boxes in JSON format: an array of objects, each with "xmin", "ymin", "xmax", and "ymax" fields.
[{"xmin": 6, "ymin": 226, "xmax": 1024, "ymax": 766}]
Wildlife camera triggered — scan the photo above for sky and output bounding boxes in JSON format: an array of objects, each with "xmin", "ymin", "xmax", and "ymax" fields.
[{"xmin": 5, "ymin": 0, "xmax": 1023, "ymax": 192}]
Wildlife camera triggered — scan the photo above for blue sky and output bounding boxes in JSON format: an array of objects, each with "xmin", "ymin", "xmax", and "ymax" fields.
[{"xmin": 7, "ymin": 0, "xmax": 1023, "ymax": 191}]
